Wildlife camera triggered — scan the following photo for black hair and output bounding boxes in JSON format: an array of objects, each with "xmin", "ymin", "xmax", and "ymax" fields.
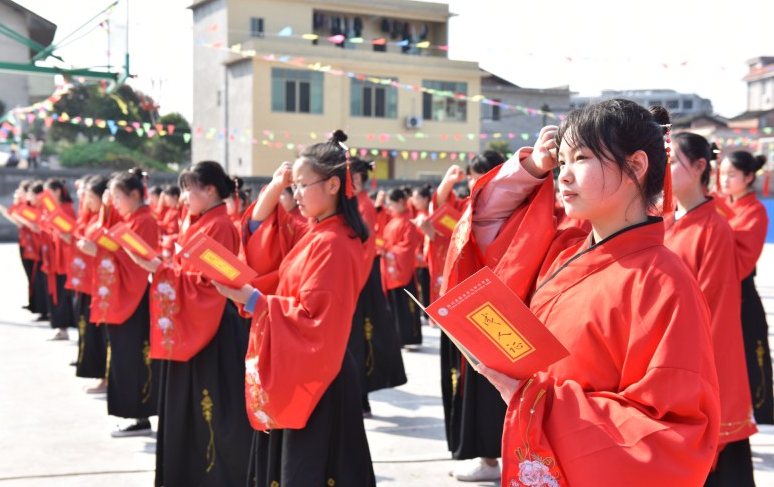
[
  {"xmin": 349, "ymin": 156, "xmax": 373, "ymax": 183},
  {"xmin": 298, "ymin": 129, "xmax": 369, "ymax": 243},
  {"xmin": 178, "ymin": 161, "xmax": 236, "ymax": 199},
  {"xmin": 282, "ymin": 186, "xmax": 294, "ymax": 196},
  {"xmin": 85, "ymin": 175, "xmax": 109, "ymax": 198},
  {"xmin": 30, "ymin": 180, "xmax": 44, "ymax": 194},
  {"xmin": 556, "ymin": 98, "xmax": 670, "ymax": 212},
  {"xmin": 726, "ymin": 151, "xmax": 766, "ymax": 187},
  {"xmin": 44, "ymin": 178, "xmax": 73, "ymax": 203},
  {"xmin": 149, "ymin": 185, "xmax": 163, "ymax": 197},
  {"xmin": 467, "ymin": 150, "xmax": 505, "ymax": 176},
  {"xmin": 110, "ymin": 167, "xmax": 146, "ymax": 200},
  {"xmin": 413, "ymin": 183, "xmax": 433, "ymax": 200},
  {"xmin": 162, "ymin": 185, "xmax": 181, "ymax": 198},
  {"xmin": 18, "ymin": 179, "xmax": 32, "ymax": 192},
  {"xmin": 388, "ymin": 188, "xmax": 407, "ymax": 202},
  {"xmin": 673, "ymin": 132, "xmax": 713, "ymax": 187}
]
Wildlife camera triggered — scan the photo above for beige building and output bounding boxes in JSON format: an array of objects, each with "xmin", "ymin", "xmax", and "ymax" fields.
[{"xmin": 189, "ymin": 0, "xmax": 482, "ymax": 179}]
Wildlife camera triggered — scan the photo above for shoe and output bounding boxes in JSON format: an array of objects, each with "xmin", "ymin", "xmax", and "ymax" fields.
[
  {"xmin": 34, "ymin": 315, "xmax": 49, "ymax": 322},
  {"xmin": 85, "ymin": 384, "xmax": 107, "ymax": 394},
  {"xmin": 49, "ymin": 329, "xmax": 69, "ymax": 341},
  {"xmin": 111, "ymin": 419, "xmax": 152, "ymax": 437},
  {"xmin": 69, "ymin": 360, "xmax": 77, "ymax": 366},
  {"xmin": 362, "ymin": 410, "xmax": 373, "ymax": 419},
  {"xmin": 454, "ymin": 458, "xmax": 501, "ymax": 482}
]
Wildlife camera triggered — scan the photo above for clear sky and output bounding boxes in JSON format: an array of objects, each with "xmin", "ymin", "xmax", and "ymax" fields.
[{"xmin": 12, "ymin": 0, "xmax": 774, "ymax": 121}]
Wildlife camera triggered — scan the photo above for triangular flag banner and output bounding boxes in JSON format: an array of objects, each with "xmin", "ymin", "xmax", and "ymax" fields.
[
  {"xmin": 167, "ymin": 125, "xmax": 175, "ymax": 135},
  {"xmin": 183, "ymin": 133, "xmax": 192, "ymax": 143},
  {"xmin": 328, "ymin": 35, "xmax": 345, "ymax": 43},
  {"xmin": 107, "ymin": 120, "xmax": 118, "ymax": 135},
  {"xmin": 278, "ymin": 26, "xmax": 292, "ymax": 37}
]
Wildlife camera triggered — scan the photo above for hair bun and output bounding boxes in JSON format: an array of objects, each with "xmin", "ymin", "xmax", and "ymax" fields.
[
  {"xmin": 330, "ymin": 129, "xmax": 348, "ymax": 144},
  {"xmin": 649, "ymin": 105, "xmax": 671, "ymax": 128},
  {"xmin": 128, "ymin": 167, "xmax": 146, "ymax": 179}
]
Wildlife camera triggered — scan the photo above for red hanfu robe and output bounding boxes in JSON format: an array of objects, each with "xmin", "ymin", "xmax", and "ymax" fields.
[
  {"xmin": 664, "ymin": 199, "xmax": 756, "ymax": 447},
  {"xmin": 240, "ymin": 199, "xmax": 310, "ymax": 296},
  {"xmin": 427, "ymin": 191, "xmax": 469, "ymax": 302},
  {"xmin": 381, "ymin": 210, "xmax": 422, "ymax": 290},
  {"xmin": 357, "ymin": 190, "xmax": 377, "ymax": 288},
  {"xmin": 244, "ymin": 215, "xmax": 364, "ymax": 430},
  {"xmin": 91, "ymin": 205, "xmax": 158, "ymax": 325},
  {"xmin": 159, "ymin": 206, "xmax": 180, "ymax": 254},
  {"xmin": 723, "ymin": 192, "xmax": 769, "ymax": 280},
  {"xmin": 447, "ymin": 153, "xmax": 720, "ymax": 487},
  {"xmin": 68, "ymin": 210, "xmax": 100, "ymax": 295},
  {"xmin": 149, "ymin": 204, "xmax": 239, "ymax": 361}
]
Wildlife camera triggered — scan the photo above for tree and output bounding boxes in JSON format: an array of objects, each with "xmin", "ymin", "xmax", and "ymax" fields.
[{"xmin": 487, "ymin": 140, "xmax": 511, "ymax": 155}]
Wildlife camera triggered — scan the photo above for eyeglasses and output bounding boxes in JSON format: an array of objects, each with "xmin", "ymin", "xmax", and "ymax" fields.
[{"xmin": 291, "ymin": 179, "xmax": 326, "ymax": 194}]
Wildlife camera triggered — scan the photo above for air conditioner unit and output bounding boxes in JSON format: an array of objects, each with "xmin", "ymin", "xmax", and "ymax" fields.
[{"xmin": 405, "ymin": 115, "xmax": 423, "ymax": 129}]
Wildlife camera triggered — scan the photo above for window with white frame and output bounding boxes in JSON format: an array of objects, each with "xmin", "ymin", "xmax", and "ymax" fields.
[{"xmin": 271, "ymin": 68, "xmax": 323, "ymax": 114}]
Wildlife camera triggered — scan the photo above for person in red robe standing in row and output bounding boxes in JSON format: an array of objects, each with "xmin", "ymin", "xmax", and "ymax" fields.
[
  {"xmin": 78, "ymin": 168, "xmax": 160, "ymax": 437},
  {"xmin": 159, "ymin": 185, "xmax": 181, "ymax": 260},
  {"xmin": 664, "ymin": 132, "xmax": 757, "ymax": 486},
  {"xmin": 428, "ymin": 152, "xmax": 508, "ymax": 482},
  {"xmin": 127, "ymin": 161, "xmax": 253, "ymax": 487},
  {"xmin": 382, "ymin": 188, "xmax": 424, "ymax": 348},
  {"xmin": 214, "ymin": 130, "xmax": 376, "ymax": 487},
  {"xmin": 720, "ymin": 151, "xmax": 772, "ymax": 426},
  {"xmin": 463, "ymin": 99, "xmax": 719, "ymax": 486}
]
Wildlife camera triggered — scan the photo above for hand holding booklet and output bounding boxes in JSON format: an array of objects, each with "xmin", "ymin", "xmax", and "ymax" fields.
[
  {"xmin": 406, "ymin": 266, "xmax": 569, "ymax": 378},
  {"xmin": 109, "ymin": 222, "xmax": 159, "ymax": 260},
  {"xmin": 179, "ymin": 232, "xmax": 257, "ymax": 288}
]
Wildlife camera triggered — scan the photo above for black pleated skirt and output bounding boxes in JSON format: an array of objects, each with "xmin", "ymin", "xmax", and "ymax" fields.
[
  {"xmin": 387, "ymin": 279, "xmax": 423, "ymax": 346},
  {"xmin": 740, "ymin": 271, "xmax": 774, "ymax": 424},
  {"xmin": 704, "ymin": 438, "xmax": 755, "ymax": 487},
  {"xmin": 75, "ymin": 294, "xmax": 107, "ymax": 379},
  {"xmin": 247, "ymin": 351, "xmax": 376, "ymax": 487},
  {"xmin": 47, "ymin": 273, "xmax": 75, "ymax": 329},
  {"xmin": 416, "ymin": 266, "xmax": 431, "ymax": 306},
  {"xmin": 106, "ymin": 286, "xmax": 159, "ymax": 419},
  {"xmin": 155, "ymin": 300, "xmax": 253, "ymax": 487},
  {"xmin": 349, "ymin": 258, "xmax": 407, "ymax": 393},
  {"xmin": 20, "ymin": 253, "xmax": 33, "ymax": 309},
  {"xmin": 440, "ymin": 333, "xmax": 506, "ymax": 459},
  {"xmin": 29, "ymin": 260, "xmax": 48, "ymax": 316}
]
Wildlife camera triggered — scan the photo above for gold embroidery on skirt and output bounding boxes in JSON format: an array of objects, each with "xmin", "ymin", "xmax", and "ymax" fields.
[
  {"xmin": 407, "ymin": 297, "xmax": 419, "ymax": 337},
  {"xmin": 202, "ymin": 389, "xmax": 216, "ymax": 472},
  {"xmin": 364, "ymin": 317, "xmax": 375, "ymax": 376},
  {"xmin": 451, "ymin": 367, "xmax": 458, "ymax": 396},
  {"xmin": 77, "ymin": 315, "xmax": 87, "ymax": 364},
  {"xmin": 327, "ymin": 478, "xmax": 336, "ymax": 486},
  {"xmin": 269, "ymin": 481, "xmax": 279, "ymax": 487},
  {"xmin": 141, "ymin": 340, "xmax": 152, "ymax": 404},
  {"xmin": 105, "ymin": 340, "xmax": 112, "ymax": 380},
  {"xmin": 756, "ymin": 340, "xmax": 767, "ymax": 409}
]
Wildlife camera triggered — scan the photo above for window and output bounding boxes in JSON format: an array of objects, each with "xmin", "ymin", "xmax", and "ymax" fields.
[
  {"xmin": 351, "ymin": 77, "xmax": 397, "ymax": 118},
  {"xmin": 271, "ymin": 68, "xmax": 323, "ymax": 114},
  {"xmin": 421, "ymin": 80, "xmax": 467, "ymax": 122},
  {"xmin": 666, "ymin": 99, "xmax": 679, "ymax": 109},
  {"xmin": 682, "ymin": 99, "xmax": 694, "ymax": 110},
  {"xmin": 250, "ymin": 17, "xmax": 264, "ymax": 38},
  {"xmin": 648, "ymin": 100, "xmax": 662, "ymax": 107},
  {"xmin": 482, "ymin": 99, "xmax": 501, "ymax": 121}
]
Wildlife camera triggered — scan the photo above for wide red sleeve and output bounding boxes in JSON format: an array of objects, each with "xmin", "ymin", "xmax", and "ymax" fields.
[
  {"xmin": 382, "ymin": 216, "xmax": 421, "ymax": 289},
  {"xmin": 242, "ymin": 201, "xmax": 309, "ymax": 295},
  {"xmin": 244, "ymin": 234, "xmax": 361, "ymax": 430},
  {"xmin": 150, "ymin": 217, "xmax": 239, "ymax": 361},
  {"xmin": 731, "ymin": 203, "xmax": 769, "ymax": 279}
]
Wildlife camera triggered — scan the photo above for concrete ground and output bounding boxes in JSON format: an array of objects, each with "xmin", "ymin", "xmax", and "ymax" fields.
[{"xmin": 0, "ymin": 242, "xmax": 773, "ymax": 486}]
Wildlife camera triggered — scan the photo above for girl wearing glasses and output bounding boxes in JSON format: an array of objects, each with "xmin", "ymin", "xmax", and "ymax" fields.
[{"xmin": 215, "ymin": 130, "xmax": 376, "ymax": 487}]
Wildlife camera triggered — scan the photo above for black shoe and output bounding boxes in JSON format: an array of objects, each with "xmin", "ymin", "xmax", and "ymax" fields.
[
  {"xmin": 111, "ymin": 419, "xmax": 152, "ymax": 438},
  {"xmin": 69, "ymin": 360, "xmax": 77, "ymax": 367},
  {"xmin": 34, "ymin": 315, "xmax": 49, "ymax": 322}
]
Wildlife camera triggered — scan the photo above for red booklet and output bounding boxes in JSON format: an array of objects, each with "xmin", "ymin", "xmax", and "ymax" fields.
[
  {"xmin": 44, "ymin": 207, "xmax": 77, "ymax": 234},
  {"xmin": 109, "ymin": 222, "xmax": 159, "ymax": 260},
  {"xmin": 179, "ymin": 232, "xmax": 257, "ymax": 288},
  {"xmin": 428, "ymin": 202, "xmax": 461, "ymax": 238},
  {"xmin": 39, "ymin": 190, "xmax": 59, "ymax": 213},
  {"xmin": 407, "ymin": 266, "xmax": 569, "ymax": 378},
  {"xmin": 95, "ymin": 229, "xmax": 120, "ymax": 252},
  {"xmin": 11, "ymin": 206, "xmax": 41, "ymax": 223}
]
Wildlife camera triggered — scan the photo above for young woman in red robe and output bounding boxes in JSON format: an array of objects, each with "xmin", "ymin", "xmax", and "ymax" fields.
[
  {"xmin": 720, "ymin": 151, "xmax": 772, "ymax": 426},
  {"xmin": 42, "ymin": 178, "xmax": 77, "ymax": 340},
  {"xmin": 664, "ymin": 133, "xmax": 756, "ymax": 486},
  {"xmin": 348, "ymin": 158, "xmax": 406, "ymax": 417},
  {"xmin": 428, "ymin": 153, "xmax": 509, "ymax": 482},
  {"xmin": 72, "ymin": 176, "xmax": 109, "ymax": 391},
  {"xmin": 23, "ymin": 181, "xmax": 49, "ymax": 321},
  {"xmin": 214, "ymin": 130, "xmax": 376, "ymax": 487},
  {"xmin": 10, "ymin": 180, "xmax": 38, "ymax": 315},
  {"xmin": 411, "ymin": 184, "xmax": 432, "ymax": 306},
  {"xmin": 382, "ymin": 188, "xmax": 424, "ymax": 347},
  {"xmin": 78, "ymin": 168, "xmax": 160, "ymax": 436},
  {"xmin": 126, "ymin": 161, "xmax": 253, "ymax": 487},
  {"xmin": 461, "ymin": 100, "xmax": 720, "ymax": 487}
]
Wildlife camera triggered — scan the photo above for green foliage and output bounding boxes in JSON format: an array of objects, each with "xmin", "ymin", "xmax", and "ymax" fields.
[
  {"xmin": 143, "ymin": 137, "xmax": 185, "ymax": 165},
  {"xmin": 60, "ymin": 140, "xmax": 172, "ymax": 172},
  {"xmin": 486, "ymin": 140, "xmax": 511, "ymax": 155}
]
